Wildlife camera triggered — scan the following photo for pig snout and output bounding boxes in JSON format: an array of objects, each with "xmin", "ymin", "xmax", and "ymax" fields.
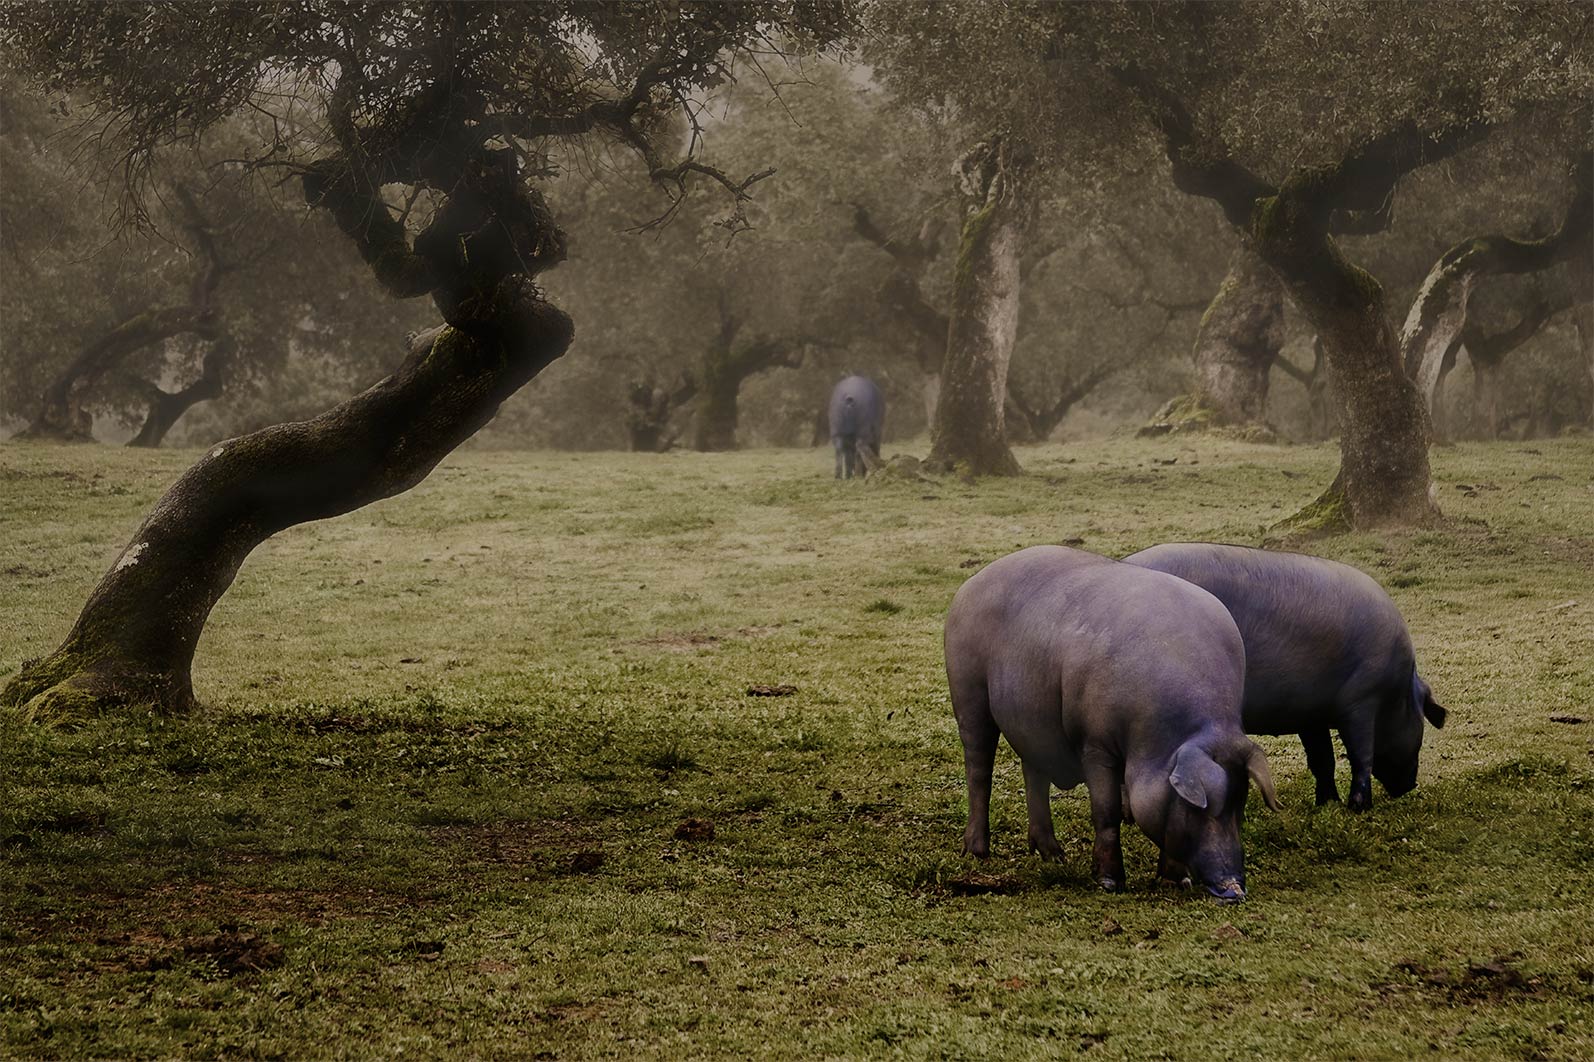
[
  {"xmin": 1382, "ymin": 772, "xmax": 1417, "ymax": 798},
  {"xmin": 1206, "ymin": 878, "xmax": 1246, "ymax": 904}
]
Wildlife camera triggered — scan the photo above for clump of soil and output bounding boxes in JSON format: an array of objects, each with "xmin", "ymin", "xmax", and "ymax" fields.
[
  {"xmin": 674, "ymin": 818, "xmax": 715, "ymax": 842},
  {"xmin": 129, "ymin": 929, "xmax": 286, "ymax": 976},
  {"xmin": 1392, "ymin": 955, "xmax": 1541, "ymax": 1002},
  {"xmin": 570, "ymin": 850, "xmax": 605, "ymax": 873},
  {"xmin": 945, "ymin": 871, "xmax": 1024, "ymax": 896}
]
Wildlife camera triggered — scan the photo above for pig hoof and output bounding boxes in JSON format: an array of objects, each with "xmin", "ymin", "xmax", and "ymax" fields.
[
  {"xmin": 1347, "ymin": 794, "xmax": 1372, "ymax": 813},
  {"xmin": 1028, "ymin": 840, "xmax": 1064, "ymax": 863},
  {"xmin": 1096, "ymin": 876, "xmax": 1123, "ymax": 893},
  {"xmin": 1206, "ymin": 881, "xmax": 1246, "ymax": 903},
  {"xmin": 962, "ymin": 841, "xmax": 990, "ymax": 859},
  {"xmin": 1315, "ymin": 792, "xmax": 1340, "ymax": 807}
]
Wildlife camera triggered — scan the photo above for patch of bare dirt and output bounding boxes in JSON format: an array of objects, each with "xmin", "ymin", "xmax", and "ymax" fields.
[
  {"xmin": 431, "ymin": 818, "xmax": 609, "ymax": 871},
  {"xmin": 123, "ymin": 927, "xmax": 286, "ymax": 977},
  {"xmin": 1388, "ymin": 955, "xmax": 1545, "ymax": 1003},
  {"xmin": 944, "ymin": 871, "xmax": 1025, "ymax": 896},
  {"xmin": 635, "ymin": 631, "xmax": 720, "ymax": 652},
  {"xmin": 673, "ymin": 818, "xmax": 715, "ymax": 842}
]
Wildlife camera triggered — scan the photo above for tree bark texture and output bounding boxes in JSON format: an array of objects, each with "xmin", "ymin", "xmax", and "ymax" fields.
[
  {"xmin": 5, "ymin": 305, "xmax": 572, "ymax": 716},
  {"xmin": 927, "ymin": 139, "xmax": 1026, "ymax": 476},
  {"xmin": 4, "ymin": 143, "xmax": 571, "ymax": 716},
  {"xmin": 1252, "ymin": 192, "xmax": 1437, "ymax": 526},
  {"xmin": 1192, "ymin": 245, "xmax": 1284, "ymax": 425}
]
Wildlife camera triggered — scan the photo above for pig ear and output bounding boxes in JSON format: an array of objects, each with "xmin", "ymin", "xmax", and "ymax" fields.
[
  {"xmin": 1169, "ymin": 744, "xmax": 1224, "ymax": 810},
  {"xmin": 1423, "ymin": 696, "xmax": 1447, "ymax": 729},
  {"xmin": 1245, "ymin": 742, "xmax": 1283, "ymax": 812}
]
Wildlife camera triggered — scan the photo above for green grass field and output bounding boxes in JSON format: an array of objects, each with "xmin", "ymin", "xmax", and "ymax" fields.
[{"xmin": 2, "ymin": 435, "xmax": 1591, "ymax": 1059}]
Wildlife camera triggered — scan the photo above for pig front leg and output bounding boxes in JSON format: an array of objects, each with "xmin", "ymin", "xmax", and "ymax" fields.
[
  {"xmin": 1022, "ymin": 762, "xmax": 1064, "ymax": 862},
  {"xmin": 1083, "ymin": 754, "xmax": 1126, "ymax": 891},
  {"xmin": 1339, "ymin": 716, "xmax": 1376, "ymax": 812},
  {"xmin": 1157, "ymin": 851, "xmax": 1192, "ymax": 888},
  {"xmin": 1300, "ymin": 728, "xmax": 1341, "ymax": 805}
]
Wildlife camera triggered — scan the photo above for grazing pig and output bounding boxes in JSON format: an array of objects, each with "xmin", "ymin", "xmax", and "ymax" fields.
[
  {"xmin": 1124, "ymin": 543, "xmax": 1447, "ymax": 811},
  {"xmin": 828, "ymin": 375, "xmax": 884, "ymax": 479},
  {"xmin": 946, "ymin": 546, "xmax": 1281, "ymax": 901}
]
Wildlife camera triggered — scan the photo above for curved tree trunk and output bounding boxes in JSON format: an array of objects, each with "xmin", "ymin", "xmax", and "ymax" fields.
[
  {"xmin": 20, "ymin": 183, "xmax": 230, "ymax": 444},
  {"xmin": 126, "ymin": 334, "xmax": 234, "ymax": 448},
  {"xmin": 1252, "ymin": 195, "xmax": 1437, "ymax": 527},
  {"xmin": 4, "ymin": 141, "xmax": 571, "ymax": 716},
  {"xmin": 690, "ymin": 296, "xmax": 805, "ymax": 453},
  {"xmin": 1191, "ymin": 244, "xmax": 1284, "ymax": 425},
  {"xmin": 1403, "ymin": 162, "xmax": 1590, "ymax": 422},
  {"xmin": 5, "ymin": 305, "xmax": 572, "ymax": 716},
  {"xmin": 1117, "ymin": 65, "xmax": 1501, "ymax": 527},
  {"xmin": 19, "ymin": 308, "xmax": 217, "ymax": 441},
  {"xmin": 928, "ymin": 138, "xmax": 1027, "ymax": 476}
]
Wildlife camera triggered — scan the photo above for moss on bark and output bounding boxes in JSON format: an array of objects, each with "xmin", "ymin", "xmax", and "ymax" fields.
[{"xmin": 1265, "ymin": 479, "xmax": 1353, "ymax": 543}]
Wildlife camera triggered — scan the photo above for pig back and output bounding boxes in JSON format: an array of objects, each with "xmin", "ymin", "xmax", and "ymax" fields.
[
  {"xmin": 1124, "ymin": 543, "xmax": 1415, "ymax": 726},
  {"xmin": 947, "ymin": 546, "xmax": 1246, "ymax": 752}
]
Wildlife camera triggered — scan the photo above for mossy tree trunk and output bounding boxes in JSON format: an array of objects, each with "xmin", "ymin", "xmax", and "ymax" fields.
[
  {"xmin": 3, "ymin": 142, "xmax": 572, "ymax": 716},
  {"xmin": 927, "ymin": 138, "xmax": 1027, "ymax": 477},
  {"xmin": 1120, "ymin": 66, "xmax": 1497, "ymax": 526},
  {"xmin": 1191, "ymin": 244, "xmax": 1285, "ymax": 425},
  {"xmin": 1250, "ymin": 191, "xmax": 1438, "ymax": 525}
]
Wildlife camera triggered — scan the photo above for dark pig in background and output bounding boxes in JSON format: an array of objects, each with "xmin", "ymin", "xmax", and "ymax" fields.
[
  {"xmin": 828, "ymin": 375, "xmax": 884, "ymax": 479},
  {"xmin": 945, "ymin": 546, "xmax": 1282, "ymax": 902},
  {"xmin": 1124, "ymin": 543, "xmax": 1447, "ymax": 811}
]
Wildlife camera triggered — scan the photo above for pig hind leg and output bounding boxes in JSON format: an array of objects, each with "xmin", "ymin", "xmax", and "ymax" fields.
[
  {"xmin": 951, "ymin": 674, "xmax": 998, "ymax": 857},
  {"xmin": 1301, "ymin": 728, "xmax": 1341, "ymax": 805},
  {"xmin": 1021, "ymin": 761, "xmax": 1066, "ymax": 862}
]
